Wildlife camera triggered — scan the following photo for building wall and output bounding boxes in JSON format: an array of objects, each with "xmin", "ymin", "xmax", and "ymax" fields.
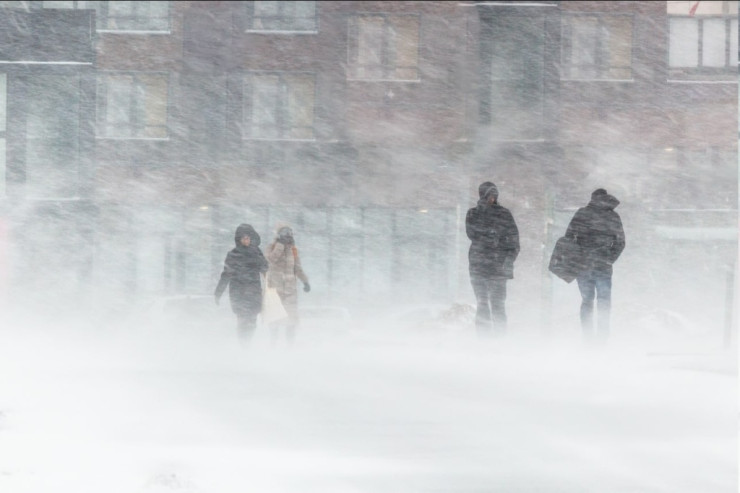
[{"xmin": 0, "ymin": 1, "xmax": 736, "ymax": 327}]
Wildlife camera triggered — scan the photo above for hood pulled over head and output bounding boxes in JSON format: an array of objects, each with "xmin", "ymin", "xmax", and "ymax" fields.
[
  {"xmin": 477, "ymin": 181, "xmax": 499, "ymax": 205},
  {"xmin": 589, "ymin": 188, "xmax": 620, "ymax": 210},
  {"xmin": 234, "ymin": 223, "xmax": 261, "ymax": 247}
]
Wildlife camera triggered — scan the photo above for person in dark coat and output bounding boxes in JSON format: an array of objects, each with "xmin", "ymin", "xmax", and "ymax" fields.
[
  {"xmin": 565, "ymin": 188, "xmax": 625, "ymax": 341},
  {"xmin": 466, "ymin": 181, "xmax": 520, "ymax": 336},
  {"xmin": 215, "ymin": 223, "xmax": 269, "ymax": 345}
]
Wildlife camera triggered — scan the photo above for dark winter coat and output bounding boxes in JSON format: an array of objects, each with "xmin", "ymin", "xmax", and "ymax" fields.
[
  {"xmin": 466, "ymin": 198, "xmax": 520, "ymax": 280},
  {"xmin": 215, "ymin": 224, "xmax": 269, "ymax": 318},
  {"xmin": 565, "ymin": 191, "xmax": 625, "ymax": 275}
]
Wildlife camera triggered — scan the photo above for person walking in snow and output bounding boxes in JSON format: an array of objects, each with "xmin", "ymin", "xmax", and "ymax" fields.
[
  {"xmin": 266, "ymin": 225, "xmax": 310, "ymax": 345},
  {"xmin": 214, "ymin": 223, "xmax": 269, "ymax": 346},
  {"xmin": 466, "ymin": 181, "xmax": 520, "ymax": 336},
  {"xmin": 565, "ymin": 188, "xmax": 625, "ymax": 342}
]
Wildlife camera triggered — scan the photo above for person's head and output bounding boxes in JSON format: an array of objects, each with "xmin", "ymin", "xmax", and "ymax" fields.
[
  {"xmin": 591, "ymin": 188, "xmax": 608, "ymax": 200},
  {"xmin": 276, "ymin": 225, "xmax": 294, "ymax": 244},
  {"xmin": 479, "ymin": 181, "xmax": 499, "ymax": 204},
  {"xmin": 234, "ymin": 223, "xmax": 260, "ymax": 247},
  {"xmin": 589, "ymin": 188, "xmax": 619, "ymax": 210},
  {"xmin": 478, "ymin": 181, "xmax": 495, "ymax": 198}
]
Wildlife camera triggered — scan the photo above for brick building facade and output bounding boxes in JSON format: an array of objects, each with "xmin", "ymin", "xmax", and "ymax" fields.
[{"xmin": 0, "ymin": 1, "xmax": 735, "ymax": 330}]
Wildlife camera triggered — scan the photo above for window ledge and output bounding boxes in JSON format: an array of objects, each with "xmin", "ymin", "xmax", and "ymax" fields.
[
  {"xmin": 242, "ymin": 138, "xmax": 317, "ymax": 142},
  {"xmin": 245, "ymin": 30, "xmax": 318, "ymax": 35},
  {"xmin": 667, "ymin": 79, "xmax": 738, "ymax": 84},
  {"xmin": 560, "ymin": 78, "xmax": 635, "ymax": 83},
  {"xmin": 95, "ymin": 137, "xmax": 170, "ymax": 141},
  {"xmin": 97, "ymin": 30, "xmax": 171, "ymax": 35},
  {"xmin": 347, "ymin": 78, "xmax": 421, "ymax": 83}
]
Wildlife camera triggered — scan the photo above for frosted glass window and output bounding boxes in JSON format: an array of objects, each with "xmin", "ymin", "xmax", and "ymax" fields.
[
  {"xmin": 302, "ymin": 209, "xmax": 327, "ymax": 233},
  {"xmin": 0, "ymin": 139, "xmax": 5, "ymax": 198},
  {"xmin": 348, "ymin": 15, "xmax": 420, "ymax": 80},
  {"xmin": 703, "ymin": 18, "xmax": 727, "ymax": 66},
  {"xmin": 249, "ymin": 1, "xmax": 316, "ymax": 32},
  {"xmin": 85, "ymin": 1, "xmax": 170, "ymax": 32},
  {"xmin": 25, "ymin": 75, "xmax": 80, "ymax": 198},
  {"xmin": 136, "ymin": 236, "xmax": 167, "ymax": 294},
  {"xmin": 562, "ymin": 15, "xmax": 633, "ymax": 79},
  {"xmin": 0, "ymin": 74, "xmax": 6, "ymax": 133},
  {"xmin": 244, "ymin": 73, "xmax": 315, "ymax": 140},
  {"xmin": 731, "ymin": 20, "xmax": 738, "ymax": 66},
  {"xmin": 42, "ymin": 1, "xmax": 76, "ymax": 8},
  {"xmin": 97, "ymin": 73, "xmax": 168, "ymax": 139},
  {"xmin": 331, "ymin": 208, "xmax": 363, "ymax": 235},
  {"xmin": 669, "ymin": 18, "xmax": 699, "ymax": 67}
]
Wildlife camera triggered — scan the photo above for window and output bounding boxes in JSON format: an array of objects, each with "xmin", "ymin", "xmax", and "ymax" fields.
[
  {"xmin": 43, "ymin": 1, "xmax": 170, "ymax": 32},
  {"xmin": 243, "ymin": 73, "xmax": 315, "ymax": 140},
  {"xmin": 668, "ymin": 1, "xmax": 738, "ymax": 80},
  {"xmin": 246, "ymin": 1, "xmax": 317, "ymax": 32},
  {"xmin": 97, "ymin": 72, "xmax": 168, "ymax": 139},
  {"xmin": 561, "ymin": 14, "xmax": 633, "ymax": 80},
  {"xmin": 486, "ymin": 15, "xmax": 545, "ymax": 140},
  {"xmin": 348, "ymin": 14, "xmax": 420, "ymax": 81},
  {"xmin": 25, "ymin": 75, "xmax": 80, "ymax": 198},
  {"xmin": 0, "ymin": 74, "xmax": 5, "ymax": 197}
]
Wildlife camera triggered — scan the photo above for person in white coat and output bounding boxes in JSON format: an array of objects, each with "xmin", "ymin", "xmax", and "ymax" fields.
[{"xmin": 265, "ymin": 225, "xmax": 310, "ymax": 345}]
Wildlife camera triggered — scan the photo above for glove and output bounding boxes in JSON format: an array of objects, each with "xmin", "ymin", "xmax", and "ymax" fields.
[
  {"xmin": 303, "ymin": 282, "xmax": 311, "ymax": 293},
  {"xmin": 214, "ymin": 295, "xmax": 220, "ymax": 306}
]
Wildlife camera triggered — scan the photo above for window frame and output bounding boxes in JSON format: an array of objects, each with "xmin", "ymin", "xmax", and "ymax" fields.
[
  {"xmin": 40, "ymin": 1, "xmax": 171, "ymax": 34},
  {"xmin": 242, "ymin": 71, "xmax": 317, "ymax": 142},
  {"xmin": 96, "ymin": 71, "xmax": 170, "ymax": 141},
  {"xmin": 667, "ymin": 14, "xmax": 738, "ymax": 80},
  {"xmin": 245, "ymin": 1, "xmax": 318, "ymax": 34},
  {"xmin": 347, "ymin": 13, "xmax": 421, "ymax": 82},
  {"xmin": 560, "ymin": 12, "xmax": 635, "ymax": 81}
]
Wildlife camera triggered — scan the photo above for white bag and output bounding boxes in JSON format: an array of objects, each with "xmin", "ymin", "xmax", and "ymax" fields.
[{"xmin": 262, "ymin": 286, "xmax": 288, "ymax": 324}]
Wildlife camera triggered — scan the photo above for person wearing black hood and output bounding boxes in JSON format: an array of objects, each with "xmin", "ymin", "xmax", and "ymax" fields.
[
  {"xmin": 565, "ymin": 189, "xmax": 625, "ymax": 342},
  {"xmin": 215, "ymin": 223, "xmax": 269, "ymax": 345},
  {"xmin": 466, "ymin": 181, "xmax": 520, "ymax": 336}
]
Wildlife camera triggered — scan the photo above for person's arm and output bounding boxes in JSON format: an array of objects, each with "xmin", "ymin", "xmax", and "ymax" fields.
[
  {"xmin": 266, "ymin": 241, "xmax": 285, "ymax": 264},
  {"xmin": 465, "ymin": 208, "xmax": 481, "ymax": 241},
  {"xmin": 565, "ymin": 209, "xmax": 586, "ymax": 241},
  {"xmin": 214, "ymin": 253, "xmax": 234, "ymax": 303},
  {"xmin": 609, "ymin": 214, "xmax": 626, "ymax": 264},
  {"xmin": 293, "ymin": 247, "xmax": 310, "ymax": 291},
  {"xmin": 506, "ymin": 210, "xmax": 520, "ymax": 262},
  {"xmin": 257, "ymin": 248, "xmax": 269, "ymax": 274}
]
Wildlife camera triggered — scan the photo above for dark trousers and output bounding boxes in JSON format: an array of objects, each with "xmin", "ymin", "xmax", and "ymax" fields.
[
  {"xmin": 576, "ymin": 270, "xmax": 612, "ymax": 341},
  {"xmin": 237, "ymin": 316, "xmax": 257, "ymax": 346},
  {"xmin": 471, "ymin": 277, "xmax": 508, "ymax": 336}
]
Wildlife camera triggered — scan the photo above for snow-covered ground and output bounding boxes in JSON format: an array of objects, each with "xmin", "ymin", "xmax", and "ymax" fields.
[{"xmin": 0, "ymin": 314, "xmax": 735, "ymax": 493}]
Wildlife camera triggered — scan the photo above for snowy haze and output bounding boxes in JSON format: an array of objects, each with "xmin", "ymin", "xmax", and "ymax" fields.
[
  {"xmin": 0, "ymin": 315, "xmax": 736, "ymax": 493},
  {"xmin": 0, "ymin": 1, "xmax": 737, "ymax": 492}
]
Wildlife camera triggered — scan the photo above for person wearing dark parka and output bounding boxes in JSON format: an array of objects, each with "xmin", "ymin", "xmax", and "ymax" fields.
[
  {"xmin": 214, "ymin": 223, "xmax": 269, "ymax": 345},
  {"xmin": 466, "ymin": 181, "xmax": 520, "ymax": 336},
  {"xmin": 565, "ymin": 188, "xmax": 625, "ymax": 342}
]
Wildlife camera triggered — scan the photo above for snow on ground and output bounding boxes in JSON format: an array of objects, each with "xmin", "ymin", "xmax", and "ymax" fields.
[{"xmin": 0, "ymin": 313, "xmax": 736, "ymax": 493}]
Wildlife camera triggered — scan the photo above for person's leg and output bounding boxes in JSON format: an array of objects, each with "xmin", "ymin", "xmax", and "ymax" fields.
[
  {"xmin": 489, "ymin": 278, "xmax": 508, "ymax": 334},
  {"xmin": 237, "ymin": 316, "xmax": 256, "ymax": 347},
  {"xmin": 577, "ymin": 272, "xmax": 596, "ymax": 340},
  {"xmin": 595, "ymin": 272, "xmax": 612, "ymax": 342},
  {"xmin": 471, "ymin": 276, "xmax": 493, "ymax": 336},
  {"xmin": 281, "ymin": 291, "xmax": 299, "ymax": 346}
]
